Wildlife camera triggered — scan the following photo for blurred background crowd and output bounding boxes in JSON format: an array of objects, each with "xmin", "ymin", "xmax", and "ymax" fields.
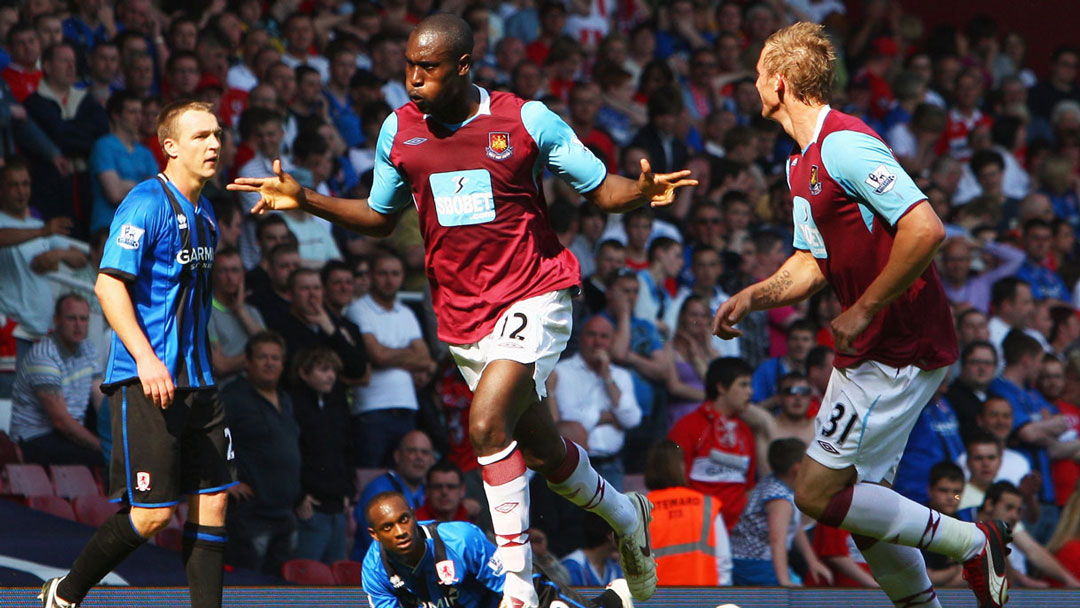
[{"xmin": 3, "ymin": 0, "xmax": 1080, "ymax": 592}]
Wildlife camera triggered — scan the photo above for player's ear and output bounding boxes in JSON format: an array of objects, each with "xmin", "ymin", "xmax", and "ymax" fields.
[
  {"xmin": 162, "ymin": 137, "xmax": 179, "ymax": 159},
  {"xmin": 458, "ymin": 52, "xmax": 472, "ymax": 76}
]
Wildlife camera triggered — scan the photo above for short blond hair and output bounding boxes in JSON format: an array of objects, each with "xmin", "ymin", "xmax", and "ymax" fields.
[
  {"xmin": 761, "ymin": 22, "xmax": 836, "ymax": 105},
  {"xmin": 156, "ymin": 99, "xmax": 216, "ymax": 148}
]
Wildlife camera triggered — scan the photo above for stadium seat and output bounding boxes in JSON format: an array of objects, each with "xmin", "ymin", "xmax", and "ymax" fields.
[
  {"xmin": 331, "ymin": 560, "xmax": 364, "ymax": 585},
  {"xmin": 154, "ymin": 527, "xmax": 183, "ymax": 552},
  {"xmin": 50, "ymin": 465, "xmax": 102, "ymax": 499},
  {"xmin": 73, "ymin": 494, "xmax": 119, "ymax": 527},
  {"xmin": 27, "ymin": 495, "xmax": 76, "ymax": 521},
  {"xmin": 4, "ymin": 463, "xmax": 54, "ymax": 497},
  {"xmin": 0, "ymin": 431, "xmax": 20, "ymax": 467},
  {"xmin": 282, "ymin": 559, "xmax": 336, "ymax": 585}
]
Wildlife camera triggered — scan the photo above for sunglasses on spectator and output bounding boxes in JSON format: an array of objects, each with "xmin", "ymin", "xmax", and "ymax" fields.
[{"xmin": 783, "ymin": 386, "xmax": 812, "ymax": 396}]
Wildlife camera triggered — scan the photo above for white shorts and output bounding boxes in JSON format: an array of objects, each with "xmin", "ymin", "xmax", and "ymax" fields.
[
  {"xmin": 805, "ymin": 361, "xmax": 947, "ymax": 484},
  {"xmin": 448, "ymin": 289, "xmax": 573, "ymax": 401}
]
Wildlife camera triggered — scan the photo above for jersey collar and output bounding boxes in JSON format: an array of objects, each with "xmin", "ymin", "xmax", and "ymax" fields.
[
  {"xmin": 802, "ymin": 104, "xmax": 832, "ymax": 154},
  {"xmin": 158, "ymin": 172, "xmax": 200, "ymax": 213},
  {"xmin": 427, "ymin": 85, "xmax": 491, "ymax": 130}
]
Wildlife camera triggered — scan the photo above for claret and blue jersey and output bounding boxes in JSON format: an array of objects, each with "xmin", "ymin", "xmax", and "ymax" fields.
[
  {"xmin": 786, "ymin": 106, "xmax": 957, "ymax": 371},
  {"xmin": 367, "ymin": 85, "xmax": 608, "ymax": 345},
  {"xmin": 98, "ymin": 176, "xmax": 217, "ymax": 390}
]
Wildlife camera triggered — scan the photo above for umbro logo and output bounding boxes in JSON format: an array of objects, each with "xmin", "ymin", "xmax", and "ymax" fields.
[
  {"xmin": 494, "ymin": 501, "xmax": 519, "ymax": 513},
  {"xmin": 403, "ymin": 137, "xmax": 427, "ymax": 145},
  {"xmin": 817, "ymin": 440, "xmax": 840, "ymax": 454}
]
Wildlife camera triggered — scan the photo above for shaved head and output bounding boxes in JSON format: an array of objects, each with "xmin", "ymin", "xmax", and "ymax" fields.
[
  {"xmin": 413, "ymin": 13, "xmax": 473, "ymax": 61},
  {"xmin": 405, "ymin": 12, "xmax": 477, "ymax": 119}
]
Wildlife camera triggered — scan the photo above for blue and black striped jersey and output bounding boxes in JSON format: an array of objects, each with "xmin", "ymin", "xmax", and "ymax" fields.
[{"xmin": 99, "ymin": 174, "xmax": 217, "ymax": 390}]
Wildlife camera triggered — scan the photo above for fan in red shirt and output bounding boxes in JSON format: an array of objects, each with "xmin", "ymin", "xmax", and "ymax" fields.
[
  {"xmin": 1, "ymin": 24, "xmax": 43, "ymax": 103},
  {"xmin": 414, "ymin": 460, "xmax": 474, "ymax": 523},
  {"xmin": 525, "ymin": 1, "xmax": 567, "ymax": 67},
  {"xmin": 437, "ymin": 364, "xmax": 479, "ymax": 475},
  {"xmin": 567, "ymin": 82, "xmax": 618, "ymax": 173},
  {"xmin": 668, "ymin": 357, "xmax": 756, "ymax": 531},
  {"xmin": 811, "ymin": 524, "xmax": 876, "ymax": 587}
]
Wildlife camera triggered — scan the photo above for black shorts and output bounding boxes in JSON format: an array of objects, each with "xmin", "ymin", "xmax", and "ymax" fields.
[{"xmin": 108, "ymin": 385, "xmax": 237, "ymax": 507}]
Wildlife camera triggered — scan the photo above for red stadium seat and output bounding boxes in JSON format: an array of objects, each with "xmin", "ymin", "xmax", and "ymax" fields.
[
  {"xmin": 27, "ymin": 495, "xmax": 76, "ymax": 521},
  {"xmin": 331, "ymin": 560, "xmax": 364, "ymax": 585},
  {"xmin": 155, "ymin": 527, "xmax": 183, "ymax": 552},
  {"xmin": 50, "ymin": 465, "xmax": 102, "ymax": 499},
  {"xmin": 281, "ymin": 559, "xmax": 336, "ymax": 585},
  {"xmin": 0, "ymin": 431, "xmax": 20, "ymax": 467},
  {"xmin": 73, "ymin": 495, "xmax": 119, "ymax": 527},
  {"xmin": 4, "ymin": 463, "xmax": 54, "ymax": 497}
]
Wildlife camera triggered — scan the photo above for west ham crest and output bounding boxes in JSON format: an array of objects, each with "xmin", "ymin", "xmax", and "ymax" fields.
[
  {"xmin": 809, "ymin": 164, "xmax": 823, "ymax": 195},
  {"xmin": 486, "ymin": 132, "xmax": 513, "ymax": 160}
]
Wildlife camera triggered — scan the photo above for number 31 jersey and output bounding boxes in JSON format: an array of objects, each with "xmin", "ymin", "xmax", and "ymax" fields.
[
  {"xmin": 369, "ymin": 86, "xmax": 607, "ymax": 345},
  {"xmin": 787, "ymin": 107, "xmax": 957, "ymax": 371}
]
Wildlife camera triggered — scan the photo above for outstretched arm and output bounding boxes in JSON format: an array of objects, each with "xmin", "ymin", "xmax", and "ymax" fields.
[
  {"xmin": 713, "ymin": 250, "xmax": 827, "ymax": 339},
  {"xmin": 228, "ymin": 160, "xmax": 402, "ymax": 237},
  {"xmin": 583, "ymin": 158, "xmax": 697, "ymax": 213}
]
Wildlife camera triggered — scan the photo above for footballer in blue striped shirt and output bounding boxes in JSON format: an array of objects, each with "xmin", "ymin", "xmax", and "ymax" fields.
[{"xmin": 40, "ymin": 100, "xmax": 237, "ymax": 608}]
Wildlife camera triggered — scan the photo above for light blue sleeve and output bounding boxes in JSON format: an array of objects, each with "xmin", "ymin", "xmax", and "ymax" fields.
[
  {"xmin": 819, "ymin": 130, "xmax": 927, "ymax": 226},
  {"xmin": 360, "ymin": 554, "xmax": 401, "ymax": 608},
  {"xmin": 367, "ymin": 113, "xmax": 412, "ymax": 214},
  {"xmin": 458, "ymin": 523, "xmax": 504, "ymax": 594},
  {"xmin": 521, "ymin": 100, "xmax": 607, "ymax": 194},
  {"xmin": 98, "ymin": 184, "xmax": 166, "ymax": 280}
]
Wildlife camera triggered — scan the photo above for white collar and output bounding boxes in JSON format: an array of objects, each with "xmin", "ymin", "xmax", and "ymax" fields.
[{"xmin": 804, "ymin": 104, "xmax": 831, "ymax": 152}]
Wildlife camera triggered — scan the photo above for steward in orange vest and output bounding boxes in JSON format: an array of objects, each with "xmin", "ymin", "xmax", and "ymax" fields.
[
  {"xmin": 644, "ymin": 439, "xmax": 731, "ymax": 586},
  {"xmin": 648, "ymin": 486, "xmax": 726, "ymax": 585}
]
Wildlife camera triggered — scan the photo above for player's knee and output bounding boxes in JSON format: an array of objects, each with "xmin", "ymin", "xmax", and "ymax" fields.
[
  {"xmin": 469, "ymin": 416, "xmax": 510, "ymax": 454},
  {"xmin": 130, "ymin": 506, "xmax": 175, "ymax": 536},
  {"xmin": 188, "ymin": 491, "xmax": 228, "ymax": 524}
]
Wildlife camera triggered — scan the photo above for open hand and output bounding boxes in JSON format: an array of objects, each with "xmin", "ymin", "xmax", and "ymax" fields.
[
  {"xmin": 637, "ymin": 158, "xmax": 698, "ymax": 207},
  {"xmin": 713, "ymin": 292, "xmax": 752, "ymax": 339},
  {"xmin": 807, "ymin": 559, "xmax": 834, "ymax": 586},
  {"xmin": 44, "ymin": 216, "xmax": 73, "ymax": 236},
  {"xmin": 227, "ymin": 159, "xmax": 306, "ymax": 214}
]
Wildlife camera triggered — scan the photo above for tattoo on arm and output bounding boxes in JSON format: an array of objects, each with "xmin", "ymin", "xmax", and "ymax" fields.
[{"xmin": 759, "ymin": 270, "xmax": 793, "ymax": 306}]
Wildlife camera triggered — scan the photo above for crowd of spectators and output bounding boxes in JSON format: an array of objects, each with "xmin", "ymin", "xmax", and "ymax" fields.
[{"xmin": 3, "ymin": 0, "xmax": 1080, "ymax": 591}]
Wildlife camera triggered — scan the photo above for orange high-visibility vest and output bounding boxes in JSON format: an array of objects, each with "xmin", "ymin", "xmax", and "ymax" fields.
[{"xmin": 647, "ymin": 486, "xmax": 722, "ymax": 586}]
